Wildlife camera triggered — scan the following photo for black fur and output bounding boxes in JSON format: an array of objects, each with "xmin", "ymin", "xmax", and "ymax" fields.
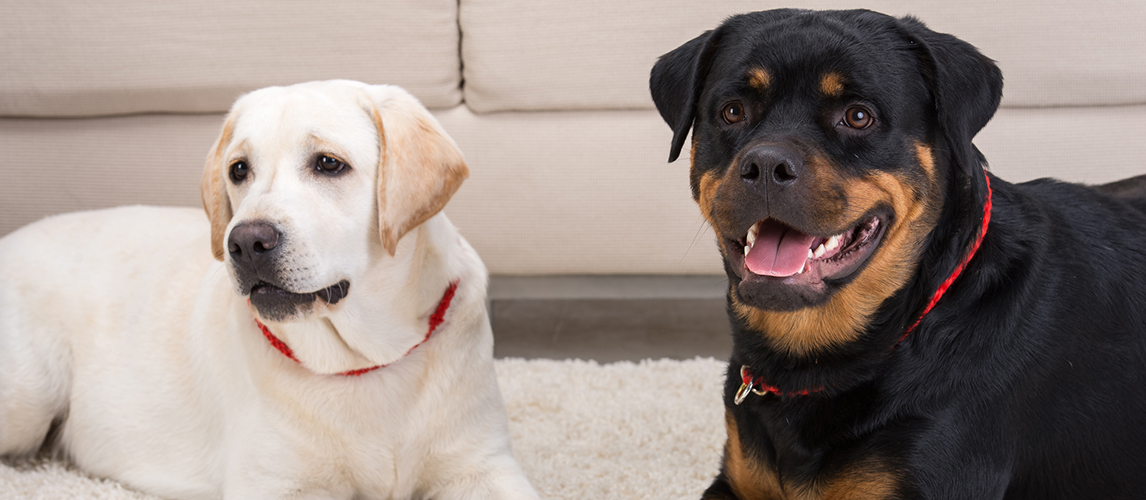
[{"xmin": 651, "ymin": 9, "xmax": 1146, "ymax": 499}]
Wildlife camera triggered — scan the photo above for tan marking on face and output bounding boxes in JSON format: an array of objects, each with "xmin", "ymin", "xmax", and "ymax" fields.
[
  {"xmin": 820, "ymin": 73, "xmax": 845, "ymax": 98},
  {"xmin": 697, "ymin": 171, "xmax": 721, "ymax": 225},
  {"xmin": 690, "ymin": 135, "xmax": 701, "ymax": 199},
  {"xmin": 914, "ymin": 141, "xmax": 937, "ymax": 182},
  {"xmin": 697, "ymin": 170, "xmax": 735, "ymax": 257},
  {"xmin": 731, "ymin": 149, "xmax": 942, "ymax": 355},
  {"xmin": 749, "ymin": 68, "xmax": 772, "ymax": 91}
]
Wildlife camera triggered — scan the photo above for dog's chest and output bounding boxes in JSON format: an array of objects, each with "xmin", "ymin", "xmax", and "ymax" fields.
[
  {"xmin": 239, "ymin": 372, "xmax": 449, "ymax": 496},
  {"xmin": 722, "ymin": 408, "xmax": 905, "ymax": 500}
]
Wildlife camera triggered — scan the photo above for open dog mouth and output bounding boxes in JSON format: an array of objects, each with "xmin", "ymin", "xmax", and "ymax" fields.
[
  {"xmin": 728, "ymin": 214, "xmax": 887, "ymax": 286},
  {"xmin": 249, "ymin": 280, "xmax": 351, "ymax": 321}
]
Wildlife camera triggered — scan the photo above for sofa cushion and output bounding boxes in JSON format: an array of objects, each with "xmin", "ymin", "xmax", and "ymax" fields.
[
  {"xmin": 6, "ymin": 105, "xmax": 1139, "ymax": 275},
  {"xmin": 0, "ymin": 0, "xmax": 462, "ymax": 117},
  {"xmin": 460, "ymin": 0, "xmax": 1146, "ymax": 113}
]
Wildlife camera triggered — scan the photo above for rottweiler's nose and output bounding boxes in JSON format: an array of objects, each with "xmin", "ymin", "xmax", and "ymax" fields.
[
  {"xmin": 740, "ymin": 145, "xmax": 802, "ymax": 190},
  {"xmin": 228, "ymin": 221, "xmax": 282, "ymax": 268}
]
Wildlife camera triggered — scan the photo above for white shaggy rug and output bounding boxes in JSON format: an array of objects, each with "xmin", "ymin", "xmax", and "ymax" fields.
[{"xmin": 0, "ymin": 358, "xmax": 728, "ymax": 500}]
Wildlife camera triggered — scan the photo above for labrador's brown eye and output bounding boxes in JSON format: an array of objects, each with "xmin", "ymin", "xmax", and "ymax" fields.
[
  {"xmin": 229, "ymin": 160, "xmax": 249, "ymax": 183},
  {"xmin": 316, "ymin": 155, "xmax": 347, "ymax": 175},
  {"xmin": 843, "ymin": 106, "xmax": 873, "ymax": 129},
  {"xmin": 722, "ymin": 102, "xmax": 745, "ymax": 124}
]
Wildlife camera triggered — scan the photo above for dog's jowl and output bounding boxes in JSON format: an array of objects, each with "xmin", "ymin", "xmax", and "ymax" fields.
[
  {"xmin": 652, "ymin": 9, "xmax": 1146, "ymax": 499},
  {"xmin": 0, "ymin": 80, "xmax": 538, "ymax": 500}
]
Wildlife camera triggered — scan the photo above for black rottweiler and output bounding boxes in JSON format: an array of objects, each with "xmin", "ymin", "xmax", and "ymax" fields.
[{"xmin": 650, "ymin": 9, "xmax": 1146, "ymax": 499}]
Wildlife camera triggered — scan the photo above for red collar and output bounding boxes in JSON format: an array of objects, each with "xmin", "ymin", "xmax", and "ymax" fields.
[
  {"xmin": 735, "ymin": 365, "xmax": 824, "ymax": 403},
  {"xmin": 254, "ymin": 281, "xmax": 459, "ymax": 377},
  {"xmin": 895, "ymin": 173, "xmax": 993, "ymax": 345},
  {"xmin": 736, "ymin": 173, "xmax": 993, "ymax": 403}
]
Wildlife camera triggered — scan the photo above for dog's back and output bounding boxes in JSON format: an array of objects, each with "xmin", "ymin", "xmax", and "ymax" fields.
[
  {"xmin": 0, "ymin": 206, "xmax": 217, "ymax": 463},
  {"xmin": 987, "ymin": 177, "xmax": 1146, "ymax": 496},
  {"xmin": 1096, "ymin": 173, "xmax": 1146, "ymax": 214}
]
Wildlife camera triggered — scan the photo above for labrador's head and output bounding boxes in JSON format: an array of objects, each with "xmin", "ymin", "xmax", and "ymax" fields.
[{"xmin": 200, "ymin": 80, "xmax": 467, "ymax": 322}]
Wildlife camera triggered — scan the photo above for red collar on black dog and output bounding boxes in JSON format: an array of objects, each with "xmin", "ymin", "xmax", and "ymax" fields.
[
  {"xmin": 736, "ymin": 173, "xmax": 993, "ymax": 404},
  {"xmin": 254, "ymin": 281, "xmax": 459, "ymax": 377},
  {"xmin": 896, "ymin": 173, "xmax": 993, "ymax": 345}
]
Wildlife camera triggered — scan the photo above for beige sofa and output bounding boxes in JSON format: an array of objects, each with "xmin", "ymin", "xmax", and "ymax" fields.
[{"xmin": 3, "ymin": 0, "xmax": 1145, "ymax": 276}]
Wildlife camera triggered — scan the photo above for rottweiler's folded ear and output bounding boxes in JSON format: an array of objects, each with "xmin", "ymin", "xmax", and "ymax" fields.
[
  {"xmin": 650, "ymin": 29, "xmax": 723, "ymax": 163},
  {"xmin": 897, "ymin": 16, "xmax": 1003, "ymax": 177}
]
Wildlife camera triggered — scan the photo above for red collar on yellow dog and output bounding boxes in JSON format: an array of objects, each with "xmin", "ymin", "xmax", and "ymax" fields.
[
  {"xmin": 736, "ymin": 172, "xmax": 993, "ymax": 404},
  {"xmin": 254, "ymin": 281, "xmax": 459, "ymax": 377}
]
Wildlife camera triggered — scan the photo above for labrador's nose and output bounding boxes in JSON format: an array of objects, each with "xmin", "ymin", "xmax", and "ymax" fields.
[{"xmin": 227, "ymin": 221, "xmax": 282, "ymax": 271}]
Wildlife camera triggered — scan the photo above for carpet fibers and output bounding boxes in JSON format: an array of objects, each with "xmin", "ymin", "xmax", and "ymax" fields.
[{"xmin": 0, "ymin": 358, "xmax": 728, "ymax": 500}]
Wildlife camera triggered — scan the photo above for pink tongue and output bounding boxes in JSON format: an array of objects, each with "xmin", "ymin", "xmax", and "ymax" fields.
[{"xmin": 745, "ymin": 221, "xmax": 816, "ymax": 277}]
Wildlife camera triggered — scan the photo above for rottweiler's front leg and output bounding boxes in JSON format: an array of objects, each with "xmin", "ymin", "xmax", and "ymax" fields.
[{"xmin": 701, "ymin": 472, "xmax": 742, "ymax": 500}]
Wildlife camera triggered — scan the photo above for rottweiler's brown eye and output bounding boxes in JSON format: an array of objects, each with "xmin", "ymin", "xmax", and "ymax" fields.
[
  {"xmin": 229, "ymin": 161, "xmax": 249, "ymax": 183},
  {"xmin": 722, "ymin": 102, "xmax": 745, "ymax": 124},
  {"xmin": 843, "ymin": 106, "xmax": 873, "ymax": 129},
  {"xmin": 316, "ymin": 155, "xmax": 347, "ymax": 175}
]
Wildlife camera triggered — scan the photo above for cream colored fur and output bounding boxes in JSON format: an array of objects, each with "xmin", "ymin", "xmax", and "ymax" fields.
[{"xmin": 0, "ymin": 80, "xmax": 537, "ymax": 500}]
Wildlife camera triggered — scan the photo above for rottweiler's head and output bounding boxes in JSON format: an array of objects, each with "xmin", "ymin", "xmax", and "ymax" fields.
[{"xmin": 651, "ymin": 9, "xmax": 1001, "ymax": 355}]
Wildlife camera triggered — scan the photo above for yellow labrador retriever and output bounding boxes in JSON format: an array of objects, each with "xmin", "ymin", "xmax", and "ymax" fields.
[{"xmin": 0, "ymin": 80, "xmax": 538, "ymax": 500}]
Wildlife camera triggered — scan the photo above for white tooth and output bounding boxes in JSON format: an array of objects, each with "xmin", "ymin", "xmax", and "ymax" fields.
[
  {"xmin": 799, "ymin": 261, "xmax": 806, "ymax": 274},
  {"xmin": 744, "ymin": 245, "xmax": 750, "ymax": 256},
  {"xmin": 807, "ymin": 249, "xmax": 814, "ymax": 260},
  {"xmin": 746, "ymin": 227, "xmax": 757, "ymax": 249},
  {"xmin": 814, "ymin": 244, "xmax": 826, "ymax": 258},
  {"xmin": 826, "ymin": 235, "xmax": 840, "ymax": 251}
]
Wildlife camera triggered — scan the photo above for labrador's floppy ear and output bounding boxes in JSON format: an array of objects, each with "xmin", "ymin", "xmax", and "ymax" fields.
[
  {"xmin": 200, "ymin": 114, "xmax": 236, "ymax": 261},
  {"xmin": 362, "ymin": 86, "xmax": 468, "ymax": 256},
  {"xmin": 650, "ymin": 28, "xmax": 723, "ymax": 163}
]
